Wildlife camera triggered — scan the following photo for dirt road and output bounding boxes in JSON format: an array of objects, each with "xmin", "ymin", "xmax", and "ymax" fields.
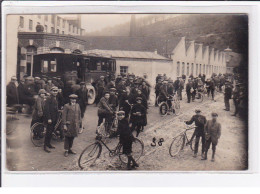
[{"xmin": 5, "ymin": 92, "xmax": 248, "ymax": 171}]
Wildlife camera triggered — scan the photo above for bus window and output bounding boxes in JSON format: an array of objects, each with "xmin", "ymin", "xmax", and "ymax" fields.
[
  {"xmin": 97, "ymin": 61, "xmax": 101, "ymax": 71},
  {"xmin": 41, "ymin": 60, "xmax": 48, "ymax": 73},
  {"xmin": 101, "ymin": 61, "xmax": 107, "ymax": 71},
  {"xmin": 50, "ymin": 59, "xmax": 57, "ymax": 72}
]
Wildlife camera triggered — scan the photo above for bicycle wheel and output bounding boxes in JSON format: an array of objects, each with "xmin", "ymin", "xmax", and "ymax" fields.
[
  {"xmin": 159, "ymin": 102, "xmax": 168, "ymax": 116},
  {"xmin": 119, "ymin": 138, "xmax": 144, "ymax": 164},
  {"xmin": 78, "ymin": 143, "xmax": 102, "ymax": 169},
  {"xmin": 173, "ymin": 101, "xmax": 181, "ymax": 116},
  {"xmin": 169, "ymin": 135, "xmax": 185, "ymax": 157},
  {"xmin": 30, "ymin": 122, "xmax": 46, "ymax": 147}
]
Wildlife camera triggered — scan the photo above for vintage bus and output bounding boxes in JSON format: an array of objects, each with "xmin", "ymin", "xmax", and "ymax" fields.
[{"xmin": 32, "ymin": 52, "xmax": 116, "ymax": 104}]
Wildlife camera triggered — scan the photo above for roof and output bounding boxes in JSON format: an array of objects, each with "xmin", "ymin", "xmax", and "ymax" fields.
[
  {"xmin": 84, "ymin": 49, "xmax": 171, "ymax": 61},
  {"xmin": 80, "ymin": 36, "xmax": 181, "ymax": 56}
]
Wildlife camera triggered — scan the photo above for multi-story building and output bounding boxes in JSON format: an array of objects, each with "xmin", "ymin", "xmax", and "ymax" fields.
[{"xmin": 18, "ymin": 14, "xmax": 85, "ymax": 36}]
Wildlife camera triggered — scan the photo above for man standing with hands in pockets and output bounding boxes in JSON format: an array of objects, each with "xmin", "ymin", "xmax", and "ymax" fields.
[
  {"xmin": 202, "ymin": 112, "xmax": 221, "ymax": 162},
  {"xmin": 62, "ymin": 94, "xmax": 81, "ymax": 157}
]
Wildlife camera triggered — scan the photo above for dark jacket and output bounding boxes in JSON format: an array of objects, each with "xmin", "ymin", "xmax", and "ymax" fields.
[
  {"xmin": 43, "ymin": 95, "xmax": 59, "ymax": 123},
  {"xmin": 130, "ymin": 103, "xmax": 147, "ymax": 126},
  {"xmin": 118, "ymin": 118, "xmax": 134, "ymax": 154},
  {"xmin": 224, "ymin": 85, "xmax": 233, "ymax": 99},
  {"xmin": 6, "ymin": 82, "xmax": 19, "ymax": 106},
  {"xmin": 108, "ymin": 93, "xmax": 119, "ymax": 111},
  {"xmin": 186, "ymin": 115, "xmax": 207, "ymax": 136}
]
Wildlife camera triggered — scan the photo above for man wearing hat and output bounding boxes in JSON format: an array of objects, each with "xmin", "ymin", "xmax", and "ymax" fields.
[
  {"xmin": 119, "ymin": 90, "xmax": 132, "ymax": 120},
  {"xmin": 202, "ymin": 112, "xmax": 221, "ymax": 162},
  {"xmin": 108, "ymin": 88, "xmax": 119, "ymax": 112},
  {"xmin": 96, "ymin": 76, "xmax": 106, "ymax": 105},
  {"xmin": 62, "ymin": 94, "xmax": 81, "ymax": 157},
  {"xmin": 75, "ymin": 82, "xmax": 88, "ymax": 134},
  {"xmin": 7, "ymin": 76, "xmax": 19, "ymax": 107},
  {"xmin": 116, "ymin": 78, "xmax": 127, "ymax": 101},
  {"xmin": 31, "ymin": 89, "xmax": 46, "ymax": 139},
  {"xmin": 106, "ymin": 77, "xmax": 116, "ymax": 91},
  {"xmin": 156, "ymin": 74, "xmax": 162, "ymax": 84},
  {"xmin": 155, "ymin": 78, "xmax": 163, "ymax": 106},
  {"xmin": 43, "ymin": 86, "xmax": 59, "ymax": 153},
  {"xmin": 159, "ymin": 80, "xmax": 171, "ymax": 108},
  {"xmin": 186, "ymin": 79, "xmax": 193, "ymax": 103},
  {"xmin": 224, "ymin": 81, "xmax": 233, "ymax": 111},
  {"xmin": 232, "ymin": 83, "xmax": 241, "ymax": 116},
  {"xmin": 44, "ymin": 79, "xmax": 54, "ymax": 93},
  {"xmin": 186, "ymin": 109, "xmax": 207, "ymax": 158},
  {"xmin": 34, "ymin": 77, "xmax": 43, "ymax": 93},
  {"xmin": 130, "ymin": 97, "xmax": 146, "ymax": 137},
  {"xmin": 117, "ymin": 111, "xmax": 139, "ymax": 170}
]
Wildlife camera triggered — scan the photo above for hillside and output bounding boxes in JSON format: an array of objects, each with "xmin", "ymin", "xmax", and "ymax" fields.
[{"xmin": 85, "ymin": 14, "xmax": 248, "ymax": 55}]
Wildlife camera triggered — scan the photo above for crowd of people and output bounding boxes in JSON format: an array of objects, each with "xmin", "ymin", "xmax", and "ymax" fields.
[{"xmin": 6, "ymin": 70, "xmax": 247, "ymax": 170}]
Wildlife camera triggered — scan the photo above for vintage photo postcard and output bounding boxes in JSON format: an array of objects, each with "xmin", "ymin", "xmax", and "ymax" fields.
[{"xmin": 4, "ymin": 9, "xmax": 249, "ymax": 172}]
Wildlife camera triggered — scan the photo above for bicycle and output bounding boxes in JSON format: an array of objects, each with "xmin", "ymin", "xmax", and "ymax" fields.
[
  {"xmin": 30, "ymin": 110, "xmax": 63, "ymax": 147},
  {"xmin": 169, "ymin": 123, "xmax": 197, "ymax": 157},
  {"xmin": 78, "ymin": 133, "xmax": 144, "ymax": 169},
  {"xmin": 194, "ymin": 87, "xmax": 206, "ymax": 103},
  {"xmin": 98, "ymin": 112, "xmax": 119, "ymax": 138},
  {"xmin": 159, "ymin": 94, "xmax": 181, "ymax": 116}
]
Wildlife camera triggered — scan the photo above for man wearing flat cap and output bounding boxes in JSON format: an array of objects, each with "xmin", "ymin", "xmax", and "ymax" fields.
[
  {"xmin": 62, "ymin": 94, "xmax": 81, "ymax": 157},
  {"xmin": 108, "ymin": 88, "xmax": 118, "ymax": 112},
  {"xmin": 31, "ymin": 89, "xmax": 46, "ymax": 139},
  {"xmin": 224, "ymin": 81, "xmax": 233, "ymax": 111},
  {"xmin": 96, "ymin": 76, "xmax": 106, "ymax": 105},
  {"xmin": 6, "ymin": 76, "xmax": 19, "ymax": 107},
  {"xmin": 75, "ymin": 82, "xmax": 88, "ymax": 134},
  {"xmin": 202, "ymin": 112, "xmax": 221, "ymax": 162},
  {"xmin": 130, "ymin": 97, "xmax": 146, "ymax": 137},
  {"xmin": 43, "ymin": 86, "xmax": 59, "ymax": 153},
  {"xmin": 186, "ymin": 109, "xmax": 207, "ymax": 158}
]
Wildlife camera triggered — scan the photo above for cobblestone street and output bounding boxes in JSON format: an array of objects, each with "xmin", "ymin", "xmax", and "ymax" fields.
[{"xmin": 6, "ymin": 92, "xmax": 248, "ymax": 171}]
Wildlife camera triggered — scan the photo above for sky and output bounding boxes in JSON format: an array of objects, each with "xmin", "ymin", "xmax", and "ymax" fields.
[{"xmin": 80, "ymin": 14, "xmax": 148, "ymax": 32}]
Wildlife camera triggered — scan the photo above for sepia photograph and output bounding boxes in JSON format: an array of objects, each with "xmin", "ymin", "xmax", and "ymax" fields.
[{"xmin": 4, "ymin": 12, "xmax": 248, "ymax": 172}]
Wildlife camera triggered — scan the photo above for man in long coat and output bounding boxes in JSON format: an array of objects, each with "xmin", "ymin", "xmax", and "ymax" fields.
[
  {"xmin": 96, "ymin": 76, "xmax": 106, "ymax": 105},
  {"xmin": 224, "ymin": 81, "xmax": 233, "ymax": 111},
  {"xmin": 6, "ymin": 76, "xmax": 19, "ymax": 107},
  {"xmin": 43, "ymin": 86, "xmax": 59, "ymax": 153},
  {"xmin": 202, "ymin": 112, "xmax": 221, "ymax": 162},
  {"xmin": 75, "ymin": 82, "xmax": 88, "ymax": 134},
  {"xmin": 62, "ymin": 94, "xmax": 81, "ymax": 157}
]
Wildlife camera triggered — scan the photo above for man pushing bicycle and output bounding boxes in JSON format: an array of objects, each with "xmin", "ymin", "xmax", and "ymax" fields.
[{"xmin": 185, "ymin": 109, "xmax": 207, "ymax": 159}]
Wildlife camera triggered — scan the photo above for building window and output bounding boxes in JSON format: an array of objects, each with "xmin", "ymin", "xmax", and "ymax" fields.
[
  {"xmin": 72, "ymin": 25, "xmax": 75, "ymax": 33},
  {"xmin": 196, "ymin": 64, "xmax": 198, "ymax": 76},
  {"xmin": 203, "ymin": 64, "xmax": 205, "ymax": 74},
  {"xmin": 44, "ymin": 25, "xmax": 47, "ymax": 32},
  {"xmin": 44, "ymin": 15, "xmax": 48, "ymax": 21},
  {"xmin": 199, "ymin": 64, "xmax": 202, "ymax": 74},
  {"xmin": 51, "ymin": 27, "xmax": 55, "ymax": 33},
  {"xmin": 182, "ymin": 62, "xmax": 185, "ymax": 76},
  {"xmin": 57, "ymin": 29, "xmax": 59, "ymax": 34},
  {"xmin": 69, "ymin": 24, "xmax": 71, "ymax": 32},
  {"xmin": 186, "ymin": 63, "xmax": 190, "ymax": 76},
  {"xmin": 51, "ymin": 15, "xmax": 55, "ymax": 24},
  {"xmin": 29, "ymin": 19, "xmax": 33, "ymax": 30},
  {"xmin": 191, "ymin": 63, "xmax": 194, "ymax": 76},
  {"xmin": 57, "ymin": 17, "xmax": 60, "ymax": 26},
  {"xmin": 62, "ymin": 20, "xmax": 65, "ymax": 28},
  {"xmin": 19, "ymin": 16, "xmax": 24, "ymax": 28},
  {"xmin": 120, "ymin": 66, "xmax": 128, "ymax": 74},
  {"xmin": 62, "ymin": 31, "xmax": 64, "ymax": 34},
  {"xmin": 177, "ymin": 62, "xmax": 180, "ymax": 76}
]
